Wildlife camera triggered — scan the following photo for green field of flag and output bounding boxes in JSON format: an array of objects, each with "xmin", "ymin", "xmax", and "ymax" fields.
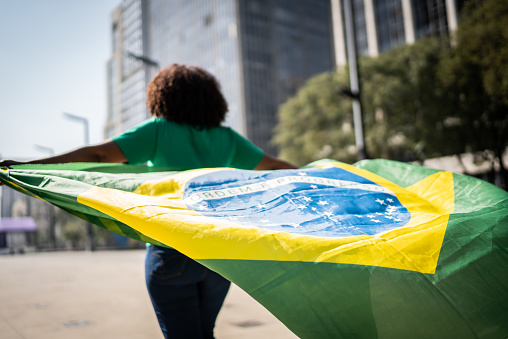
[{"xmin": 1, "ymin": 159, "xmax": 507, "ymax": 338}]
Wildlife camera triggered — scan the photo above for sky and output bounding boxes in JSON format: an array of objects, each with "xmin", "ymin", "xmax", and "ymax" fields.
[{"xmin": 0, "ymin": 0, "xmax": 121, "ymax": 160}]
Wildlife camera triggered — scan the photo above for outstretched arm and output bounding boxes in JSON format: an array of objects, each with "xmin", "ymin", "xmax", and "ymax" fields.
[
  {"xmin": 0, "ymin": 140, "xmax": 127, "ymax": 167},
  {"xmin": 254, "ymin": 154, "xmax": 298, "ymax": 170}
]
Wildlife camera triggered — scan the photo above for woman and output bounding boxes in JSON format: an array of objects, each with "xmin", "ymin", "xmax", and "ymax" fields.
[{"xmin": 0, "ymin": 64, "xmax": 296, "ymax": 338}]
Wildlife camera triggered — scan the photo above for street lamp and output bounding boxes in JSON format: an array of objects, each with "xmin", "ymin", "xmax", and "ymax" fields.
[
  {"xmin": 63, "ymin": 112, "xmax": 89, "ymax": 145},
  {"xmin": 125, "ymin": 52, "xmax": 161, "ymax": 119},
  {"xmin": 342, "ymin": 0, "xmax": 367, "ymax": 161},
  {"xmin": 62, "ymin": 112, "xmax": 93, "ymax": 251},
  {"xmin": 34, "ymin": 144, "xmax": 54, "ymax": 156},
  {"xmin": 126, "ymin": 51, "xmax": 160, "ymax": 70},
  {"xmin": 33, "ymin": 144, "xmax": 56, "ymax": 249}
]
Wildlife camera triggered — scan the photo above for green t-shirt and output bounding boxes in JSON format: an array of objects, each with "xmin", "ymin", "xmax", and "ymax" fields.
[{"xmin": 112, "ymin": 117, "xmax": 264, "ymax": 170}]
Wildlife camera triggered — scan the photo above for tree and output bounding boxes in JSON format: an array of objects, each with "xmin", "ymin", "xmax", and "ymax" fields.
[
  {"xmin": 272, "ymin": 70, "xmax": 357, "ymax": 166},
  {"xmin": 360, "ymin": 37, "xmax": 453, "ymax": 162},
  {"xmin": 274, "ymin": 0, "xmax": 507, "ymax": 187},
  {"xmin": 439, "ymin": 0, "xmax": 508, "ymax": 185},
  {"xmin": 273, "ymin": 37, "xmax": 450, "ymax": 165}
]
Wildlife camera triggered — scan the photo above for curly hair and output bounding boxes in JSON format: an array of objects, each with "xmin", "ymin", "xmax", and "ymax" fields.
[{"xmin": 146, "ymin": 64, "xmax": 228, "ymax": 128}]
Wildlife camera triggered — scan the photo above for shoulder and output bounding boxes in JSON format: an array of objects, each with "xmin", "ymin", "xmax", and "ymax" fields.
[
  {"xmin": 215, "ymin": 125, "xmax": 240, "ymax": 137},
  {"xmin": 121, "ymin": 116, "xmax": 162, "ymax": 133},
  {"xmin": 148, "ymin": 117, "xmax": 182, "ymax": 133},
  {"xmin": 151, "ymin": 116, "xmax": 168, "ymax": 126},
  {"xmin": 190, "ymin": 125, "xmax": 236, "ymax": 138}
]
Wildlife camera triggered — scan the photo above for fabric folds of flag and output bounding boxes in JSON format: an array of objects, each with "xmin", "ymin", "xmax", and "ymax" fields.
[{"xmin": 1, "ymin": 159, "xmax": 507, "ymax": 339}]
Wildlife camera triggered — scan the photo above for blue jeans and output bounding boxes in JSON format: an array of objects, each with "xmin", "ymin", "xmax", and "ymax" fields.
[{"xmin": 145, "ymin": 245, "xmax": 231, "ymax": 339}]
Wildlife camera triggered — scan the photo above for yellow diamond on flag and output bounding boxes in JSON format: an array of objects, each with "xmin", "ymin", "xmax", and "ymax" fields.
[{"xmin": 77, "ymin": 161, "xmax": 454, "ymax": 274}]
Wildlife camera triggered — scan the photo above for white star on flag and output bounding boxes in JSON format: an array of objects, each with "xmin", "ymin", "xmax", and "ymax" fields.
[
  {"xmin": 375, "ymin": 198, "xmax": 386, "ymax": 205},
  {"xmin": 298, "ymin": 172, "xmax": 307, "ymax": 176},
  {"xmin": 318, "ymin": 200, "xmax": 329, "ymax": 206},
  {"xmin": 297, "ymin": 205, "xmax": 306, "ymax": 209},
  {"xmin": 387, "ymin": 198, "xmax": 394, "ymax": 203},
  {"xmin": 310, "ymin": 185, "xmax": 318, "ymax": 189},
  {"xmin": 303, "ymin": 197, "xmax": 312, "ymax": 202},
  {"xmin": 372, "ymin": 219, "xmax": 382, "ymax": 223}
]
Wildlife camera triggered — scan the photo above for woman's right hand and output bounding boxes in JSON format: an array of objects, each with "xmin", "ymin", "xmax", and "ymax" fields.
[
  {"xmin": 0, "ymin": 159, "xmax": 23, "ymax": 168},
  {"xmin": 0, "ymin": 160, "xmax": 22, "ymax": 186}
]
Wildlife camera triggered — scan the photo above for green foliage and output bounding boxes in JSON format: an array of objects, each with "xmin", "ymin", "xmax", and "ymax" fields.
[
  {"xmin": 56, "ymin": 208, "xmax": 86, "ymax": 247},
  {"xmin": 273, "ymin": 0, "xmax": 507, "ymax": 175},
  {"xmin": 360, "ymin": 37, "xmax": 451, "ymax": 161},
  {"xmin": 55, "ymin": 208, "xmax": 119, "ymax": 249},
  {"xmin": 272, "ymin": 70, "xmax": 356, "ymax": 166},
  {"xmin": 454, "ymin": 0, "xmax": 508, "ymax": 107},
  {"xmin": 61, "ymin": 221, "xmax": 86, "ymax": 246},
  {"xmin": 274, "ymin": 38, "xmax": 450, "ymax": 164},
  {"xmin": 439, "ymin": 0, "xmax": 508, "ymax": 168}
]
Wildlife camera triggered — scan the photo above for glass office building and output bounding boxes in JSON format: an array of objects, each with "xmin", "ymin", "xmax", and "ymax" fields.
[
  {"xmin": 237, "ymin": 0, "xmax": 334, "ymax": 152},
  {"xmin": 332, "ymin": 0, "xmax": 462, "ymax": 62},
  {"xmin": 105, "ymin": 0, "xmax": 150, "ymax": 138},
  {"xmin": 412, "ymin": 0, "xmax": 450, "ymax": 40},
  {"xmin": 374, "ymin": 0, "xmax": 406, "ymax": 53},
  {"xmin": 352, "ymin": 0, "xmax": 369, "ymax": 56},
  {"xmin": 105, "ymin": 0, "xmax": 335, "ymax": 154}
]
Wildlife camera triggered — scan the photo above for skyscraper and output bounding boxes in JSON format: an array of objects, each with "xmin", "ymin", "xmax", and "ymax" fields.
[
  {"xmin": 331, "ymin": 0, "xmax": 463, "ymax": 65},
  {"xmin": 105, "ymin": 0, "xmax": 335, "ymax": 154}
]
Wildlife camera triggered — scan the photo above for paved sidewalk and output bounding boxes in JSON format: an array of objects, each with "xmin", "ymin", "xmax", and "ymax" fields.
[{"xmin": 0, "ymin": 250, "xmax": 298, "ymax": 339}]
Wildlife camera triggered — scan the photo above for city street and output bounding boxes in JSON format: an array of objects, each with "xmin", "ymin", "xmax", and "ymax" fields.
[{"xmin": 0, "ymin": 250, "xmax": 298, "ymax": 339}]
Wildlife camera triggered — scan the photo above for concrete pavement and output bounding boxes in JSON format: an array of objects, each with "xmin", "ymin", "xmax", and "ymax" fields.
[{"xmin": 0, "ymin": 250, "xmax": 298, "ymax": 339}]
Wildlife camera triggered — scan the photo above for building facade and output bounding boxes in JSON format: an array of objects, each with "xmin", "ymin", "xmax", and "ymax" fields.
[
  {"xmin": 105, "ymin": 0, "xmax": 335, "ymax": 154},
  {"xmin": 332, "ymin": 0, "xmax": 465, "ymax": 66},
  {"xmin": 105, "ymin": 0, "xmax": 151, "ymax": 138}
]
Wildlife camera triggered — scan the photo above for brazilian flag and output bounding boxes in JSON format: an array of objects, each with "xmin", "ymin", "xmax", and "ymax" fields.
[{"xmin": 1, "ymin": 159, "xmax": 507, "ymax": 338}]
